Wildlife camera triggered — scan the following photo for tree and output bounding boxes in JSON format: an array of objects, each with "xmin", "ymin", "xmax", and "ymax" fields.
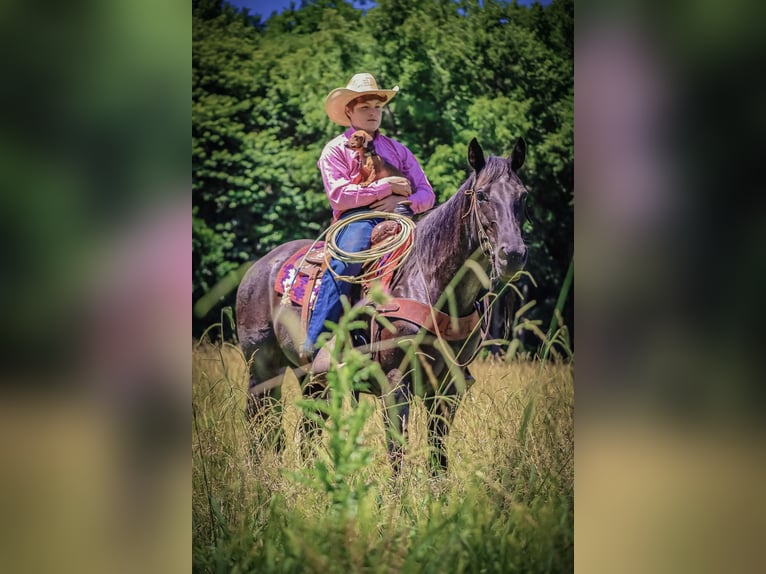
[{"xmin": 192, "ymin": 0, "xmax": 574, "ymax": 348}]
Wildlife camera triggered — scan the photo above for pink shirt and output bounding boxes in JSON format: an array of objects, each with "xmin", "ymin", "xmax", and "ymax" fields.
[{"xmin": 318, "ymin": 127, "xmax": 436, "ymax": 220}]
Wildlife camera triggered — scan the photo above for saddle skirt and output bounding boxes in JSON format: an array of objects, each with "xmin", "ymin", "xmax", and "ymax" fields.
[{"xmin": 274, "ymin": 242, "xmax": 326, "ymax": 308}]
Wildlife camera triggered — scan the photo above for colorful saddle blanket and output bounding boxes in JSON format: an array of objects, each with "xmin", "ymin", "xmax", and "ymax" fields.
[
  {"xmin": 274, "ymin": 243, "xmax": 326, "ymax": 307},
  {"xmin": 274, "ymin": 224, "xmax": 412, "ymax": 316}
]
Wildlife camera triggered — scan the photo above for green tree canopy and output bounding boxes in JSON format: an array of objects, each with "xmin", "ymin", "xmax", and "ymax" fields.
[{"xmin": 193, "ymin": 0, "xmax": 573, "ymax": 347}]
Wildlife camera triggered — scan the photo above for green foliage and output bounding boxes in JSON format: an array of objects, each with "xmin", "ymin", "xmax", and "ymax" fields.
[
  {"xmin": 192, "ymin": 0, "xmax": 573, "ymax": 346},
  {"xmin": 291, "ymin": 299, "xmax": 386, "ymax": 511}
]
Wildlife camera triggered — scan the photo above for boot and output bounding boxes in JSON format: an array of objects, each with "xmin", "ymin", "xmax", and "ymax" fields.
[{"xmin": 309, "ymin": 336, "xmax": 336, "ymax": 375}]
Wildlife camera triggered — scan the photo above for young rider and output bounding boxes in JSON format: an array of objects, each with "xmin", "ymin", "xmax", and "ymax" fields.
[{"xmin": 300, "ymin": 72, "xmax": 435, "ymax": 361}]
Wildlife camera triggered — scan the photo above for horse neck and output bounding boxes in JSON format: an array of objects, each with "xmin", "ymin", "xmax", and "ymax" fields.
[{"xmin": 398, "ymin": 182, "xmax": 488, "ymax": 315}]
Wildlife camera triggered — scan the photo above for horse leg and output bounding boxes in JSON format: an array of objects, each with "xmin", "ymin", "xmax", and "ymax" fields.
[
  {"xmin": 298, "ymin": 370, "xmax": 330, "ymax": 462},
  {"xmin": 244, "ymin": 342, "xmax": 291, "ymax": 453},
  {"xmin": 424, "ymin": 386, "xmax": 462, "ymax": 475},
  {"xmin": 247, "ymin": 380, "xmax": 285, "ymax": 452},
  {"xmin": 381, "ymin": 368, "xmax": 411, "ymax": 473}
]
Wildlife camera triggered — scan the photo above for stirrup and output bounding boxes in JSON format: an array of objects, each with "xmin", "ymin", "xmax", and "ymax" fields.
[{"xmin": 351, "ymin": 331, "xmax": 368, "ymax": 349}]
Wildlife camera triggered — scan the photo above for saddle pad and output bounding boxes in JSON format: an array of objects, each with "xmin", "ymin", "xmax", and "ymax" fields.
[
  {"xmin": 274, "ymin": 231, "xmax": 412, "ymax": 308},
  {"xmin": 274, "ymin": 243, "xmax": 325, "ymax": 307}
]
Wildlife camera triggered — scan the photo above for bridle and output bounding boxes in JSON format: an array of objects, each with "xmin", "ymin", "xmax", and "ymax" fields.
[
  {"xmin": 462, "ymin": 176, "xmax": 500, "ymax": 285},
  {"xmin": 404, "ymin": 172, "xmax": 509, "ymax": 369}
]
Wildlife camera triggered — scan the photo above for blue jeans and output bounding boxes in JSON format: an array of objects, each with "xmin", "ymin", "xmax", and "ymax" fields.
[{"xmin": 304, "ymin": 211, "xmax": 384, "ymax": 349}]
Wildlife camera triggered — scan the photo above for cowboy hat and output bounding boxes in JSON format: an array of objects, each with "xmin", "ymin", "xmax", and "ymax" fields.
[{"xmin": 325, "ymin": 73, "xmax": 399, "ymax": 126}]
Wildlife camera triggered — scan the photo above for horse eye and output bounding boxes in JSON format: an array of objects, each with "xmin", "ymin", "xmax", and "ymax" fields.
[
  {"xmin": 475, "ymin": 189, "xmax": 489, "ymax": 202},
  {"xmin": 521, "ymin": 194, "xmax": 531, "ymax": 221}
]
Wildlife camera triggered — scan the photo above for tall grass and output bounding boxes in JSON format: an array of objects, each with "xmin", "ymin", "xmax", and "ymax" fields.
[{"xmin": 193, "ymin": 336, "xmax": 573, "ymax": 573}]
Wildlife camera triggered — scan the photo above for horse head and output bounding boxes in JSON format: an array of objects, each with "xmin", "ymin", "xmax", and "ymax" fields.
[{"xmin": 466, "ymin": 137, "xmax": 528, "ymax": 283}]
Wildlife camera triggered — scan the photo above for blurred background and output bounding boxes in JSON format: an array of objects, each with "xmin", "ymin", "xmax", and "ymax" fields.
[
  {"xmin": 0, "ymin": 0, "xmax": 763, "ymax": 571},
  {"xmin": 0, "ymin": 0, "xmax": 189, "ymax": 572},
  {"xmin": 576, "ymin": 0, "xmax": 766, "ymax": 571}
]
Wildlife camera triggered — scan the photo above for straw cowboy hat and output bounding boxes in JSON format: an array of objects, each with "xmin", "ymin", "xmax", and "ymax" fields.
[{"xmin": 325, "ymin": 73, "xmax": 399, "ymax": 126}]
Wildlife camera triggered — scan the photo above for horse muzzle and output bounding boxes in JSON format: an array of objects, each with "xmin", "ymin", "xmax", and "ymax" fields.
[{"xmin": 496, "ymin": 245, "xmax": 527, "ymax": 280}]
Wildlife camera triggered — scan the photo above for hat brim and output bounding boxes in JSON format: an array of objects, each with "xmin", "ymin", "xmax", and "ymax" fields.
[{"xmin": 325, "ymin": 86, "xmax": 399, "ymax": 126}]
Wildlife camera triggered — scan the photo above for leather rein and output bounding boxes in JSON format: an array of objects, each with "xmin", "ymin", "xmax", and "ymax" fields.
[{"xmin": 370, "ymin": 179, "xmax": 496, "ymax": 365}]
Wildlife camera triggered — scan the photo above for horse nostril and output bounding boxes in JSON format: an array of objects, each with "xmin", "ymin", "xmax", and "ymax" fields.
[{"xmin": 500, "ymin": 245, "xmax": 527, "ymax": 267}]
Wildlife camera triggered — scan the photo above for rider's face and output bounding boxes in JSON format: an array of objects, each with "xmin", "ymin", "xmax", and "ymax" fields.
[{"xmin": 346, "ymin": 98, "xmax": 384, "ymax": 132}]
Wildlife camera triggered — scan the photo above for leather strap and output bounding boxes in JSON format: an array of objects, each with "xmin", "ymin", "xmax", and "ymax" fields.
[
  {"xmin": 374, "ymin": 297, "xmax": 480, "ymax": 341},
  {"xmin": 300, "ymin": 265, "xmax": 321, "ymax": 332}
]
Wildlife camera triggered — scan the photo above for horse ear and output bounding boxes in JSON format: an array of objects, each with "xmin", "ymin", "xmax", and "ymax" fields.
[
  {"xmin": 510, "ymin": 137, "xmax": 526, "ymax": 172},
  {"xmin": 468, "ymin": 138, "xmax": 486, "ymax": 173}
]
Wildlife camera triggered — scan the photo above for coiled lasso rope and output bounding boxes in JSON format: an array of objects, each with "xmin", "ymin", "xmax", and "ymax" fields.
[{"xmin": 324, "ymin": 211, "xmax": 416, "ymax": 283}]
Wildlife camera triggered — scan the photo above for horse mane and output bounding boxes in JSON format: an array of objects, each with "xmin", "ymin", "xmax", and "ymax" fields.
[{"xmin": 412, "ymin": 155, "xmax": 511, "ymax": 272}]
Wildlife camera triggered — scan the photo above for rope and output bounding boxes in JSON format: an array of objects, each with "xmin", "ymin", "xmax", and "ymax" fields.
[
  {"xmin": 324, "ymin": 211, "xmax": 416, "ymax": 283},
  {"xmin": 280, "ymin": 210, "xmax": 414, "ymax": 307}
]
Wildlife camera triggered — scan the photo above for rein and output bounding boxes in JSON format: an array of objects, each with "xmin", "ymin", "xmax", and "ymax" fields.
[
  {"xmin": 390, "ymin": 181, "xmax": 501, "ymax": 369},
  {"xmin": 462, "ymin": 180, "xmax": 498, "ymax": 284}
]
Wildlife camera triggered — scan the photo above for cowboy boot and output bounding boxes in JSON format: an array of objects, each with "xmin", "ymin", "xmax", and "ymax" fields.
[{"xmin": 309, "ymin": 336, "xmax": 336, "ymax": 375}]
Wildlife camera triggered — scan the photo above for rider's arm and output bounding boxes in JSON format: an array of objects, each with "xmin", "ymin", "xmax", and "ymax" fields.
[
  {"xmin": 318, "ymin": 137, "xmax": 394, "ymax": 217},
  {"xmin": 375, "ymin": 136, "xmax": 435, "ymax": 215},
  {"xmin": 396, "ymin": 144, "xmax": 435, "ymax": 214}
]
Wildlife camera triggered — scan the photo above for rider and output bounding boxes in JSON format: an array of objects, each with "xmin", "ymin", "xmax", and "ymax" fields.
[{"xmin": 300, "ymin": 72, "xmax": 436, "ymax": 362}]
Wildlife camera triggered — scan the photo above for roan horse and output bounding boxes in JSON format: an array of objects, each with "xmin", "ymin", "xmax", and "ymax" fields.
[{"xmin": 236, "ymin": 137, "xmax": 528, "ymax": 472}]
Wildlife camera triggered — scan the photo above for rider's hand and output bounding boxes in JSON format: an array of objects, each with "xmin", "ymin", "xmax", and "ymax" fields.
[
  {"xmin": 380, "ymin": 176, "xmax": 412, "ymax": 197},
  {"xmin": 371, "ymin": 194, "xmax": 409, "ymax": 213}
]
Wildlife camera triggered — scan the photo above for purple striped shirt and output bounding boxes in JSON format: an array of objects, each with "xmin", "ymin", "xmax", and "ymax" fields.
[{"xmin": 317, "ymin": 127, "xmax": 435, "ymax": 220}]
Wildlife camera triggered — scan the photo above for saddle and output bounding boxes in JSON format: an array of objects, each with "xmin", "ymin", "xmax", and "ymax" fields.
[
  {"xmin": 274, "ymin": 242, "xmax": 327, "ymax": 331},
  {"xmin": 273, "ymin": 220, "xmax": 408, "ymax": 332},
  {"xmin": 274, "ymin": 222, "xmax": 480, "ymax": 348}
]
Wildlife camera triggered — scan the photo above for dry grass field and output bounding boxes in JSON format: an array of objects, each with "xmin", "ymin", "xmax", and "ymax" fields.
[{"xmin": 193, "ymin": 342, "xmax": 573, "ymax": 573}]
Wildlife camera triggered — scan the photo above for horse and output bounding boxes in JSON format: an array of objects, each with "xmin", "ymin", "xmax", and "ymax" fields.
[{"xmin": 235, "ymin": 137, "xmax": 528, "ymax": 472}]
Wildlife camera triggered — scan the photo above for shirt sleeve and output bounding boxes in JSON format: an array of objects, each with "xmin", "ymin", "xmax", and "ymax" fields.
[
  {"xmin": 318, "ymin": 142, "xmax": 393, "ymax": 215},
  {"xmin": 395, "ymin": 144, "xmax": 436, "ymax": 215}
]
